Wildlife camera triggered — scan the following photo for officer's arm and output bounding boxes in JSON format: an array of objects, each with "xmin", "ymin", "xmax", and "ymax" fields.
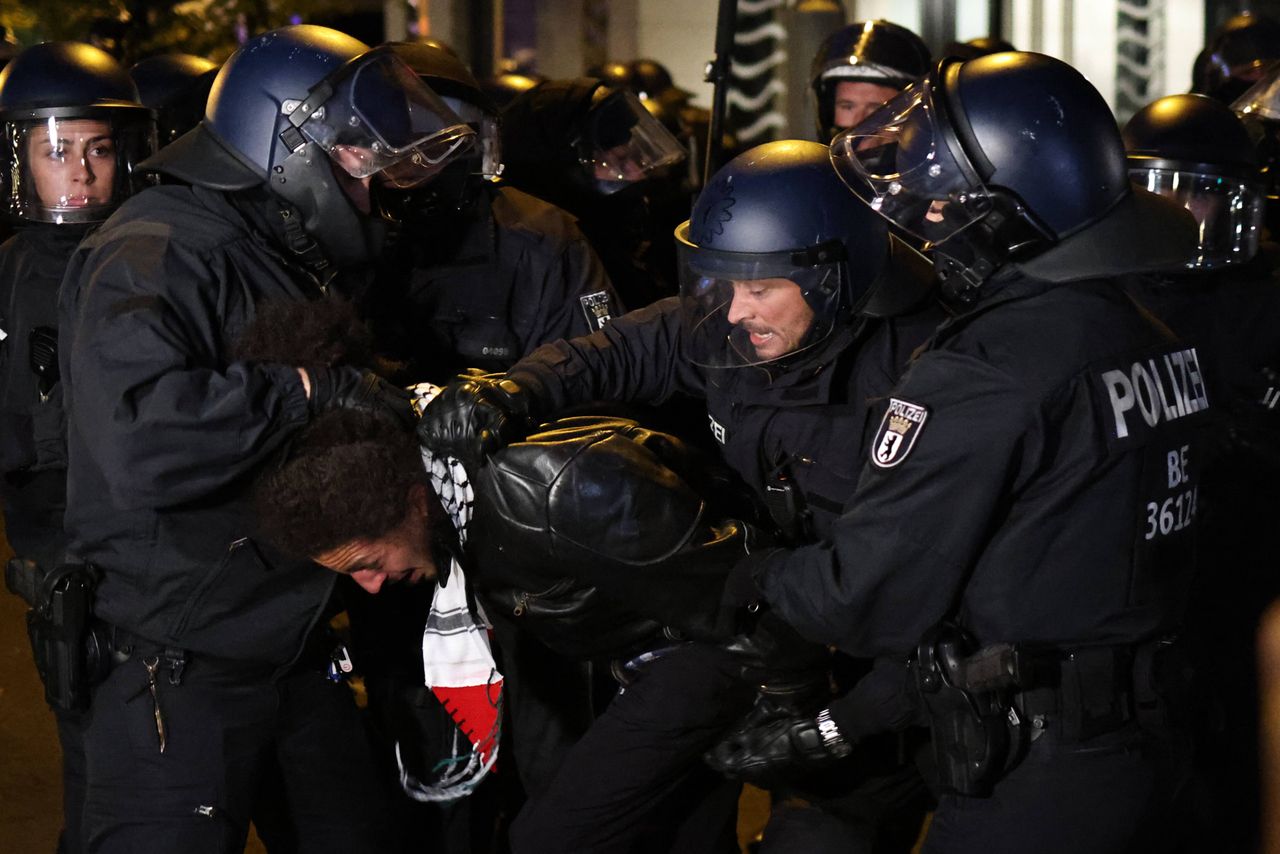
[
  {"xmin": 61, "ymin": 240, "xmax": 309, "ymax": 510},
  {"xmin": 420, "ymin": 298, "xmax": 704, "ymax": 462},
  {"xmin": 749, "ymin": 352, "xmax": 1040, "ymax": 657},
  {"xmin": 507, "ymin": 296, "xmax": 705, "ymax": 413}
]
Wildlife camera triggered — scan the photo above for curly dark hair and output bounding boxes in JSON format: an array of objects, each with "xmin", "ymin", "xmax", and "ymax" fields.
[
  {"xmin": 253, "ymin": 409, "xmax": 431, "ymax": 558},
  {"xmin": 232, "ymin": 296, "xmax": 375, "ymax": 369},
  {"xmin": 233, "ymin": 296, "xmax": 432, "ymax": 559}
]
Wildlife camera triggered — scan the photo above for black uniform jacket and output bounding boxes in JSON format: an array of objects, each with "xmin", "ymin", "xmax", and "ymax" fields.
[
  {"xmin": 377, "ymin": 183, "xmax": 618, "ymax": 382},
  {"xmin": 0, "ymin": 225, "xmax": 84, "ymax": 566},
  {"xmin": 751, "ymin": 272, "xmax": 1211, "ymax": 657},
  {"xmin": 58, "ymin": 184, "xmax": 334, "ymax": 666}
]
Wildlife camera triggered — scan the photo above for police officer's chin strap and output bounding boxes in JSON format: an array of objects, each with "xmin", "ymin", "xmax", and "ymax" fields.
[
  {"xmin": 930, "ymin": 191, "xmax": 1053, "ymax": 307},
  {"xmin": 275, "ymin": 200, "xmax": 336, "ymax": 287}
]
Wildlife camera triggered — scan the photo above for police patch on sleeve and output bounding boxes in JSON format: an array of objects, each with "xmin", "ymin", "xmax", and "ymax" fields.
[
  {"xmin": 579, "ymin": 291, "xmax": 614, "ymax": 330},
  {"xmin": 871, "ymin": 398, "xmax": 928, "ymax": 469}
]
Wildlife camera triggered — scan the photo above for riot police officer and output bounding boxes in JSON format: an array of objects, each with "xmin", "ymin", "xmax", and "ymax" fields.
[
  {"xmin": 371, "ymin": 41, "xmax": 619, "ymax": 383},
  {"xmin": 57, "ymin": 25, "xmax": 473, "ymax": 853},
  {"xmin": 421, "ymin": 138, "xmax": 944, "ymax": 853},
  {"xmin": 0, "ymin": 40, "xmax": 154, "ymax": 854},
  {"xmin": 810, "ymin": 20, "xmax": 930, "ymax": 141},
  {"xmin": 789, "ymin": 51, "xmax": 1198, "ymax": 851},
  {"xmin": 499, "ymin": 77, "xmax": 688, "ymax": 309},
  {"xmin": 1123, "ymin": 92, "xmax": 1280, "ymax": 851}
]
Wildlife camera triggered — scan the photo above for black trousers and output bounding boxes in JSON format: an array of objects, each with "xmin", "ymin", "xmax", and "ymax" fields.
[
  {"xmin": 81, "ymin": 647, "xmax": 392, "ymax": 854},
  {"xmin": 922, "ymin": 724, "xmax": 1192, "ymax": 854},
  {"xmin": 55, "ymin": 707, "xmax": 87, "ymax": 854},
  {"xmin": 510, "ymin": 643, "xmax": 755, "ymax": 854}
]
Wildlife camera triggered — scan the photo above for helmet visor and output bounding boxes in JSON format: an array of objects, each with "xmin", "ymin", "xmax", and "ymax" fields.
[
  {"xmin": 5, "ymin": 109, "xmax": 155, "ymax": 224},
  {"xmin": 298, "ymin": 50, "xmax": 475, "ymax": 188},
  {"xmin": 442, "ymin": 95, "xmax": 503, "ymax": 181},
  {"xmin": 580, "ymin": 90, "xmax": 686, "ymax": 184},
  {"xmin": 830, "ymin": 82, "xmax": 992, "ymax": 245},
  {"xmin": 1130, "ymin": 166, "xmax": 1264, "ymax": 268},
  {"xmin": 676, "ymin": 222, "xmax": 844, "ymax": 369},
  {"xmin": 1232, "ymin": 63, "xmax": 1280, "ymax": 120}
]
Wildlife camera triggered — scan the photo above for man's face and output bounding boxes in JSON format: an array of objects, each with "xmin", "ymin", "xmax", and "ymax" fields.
[
  {"xmin": 27, "ymin": 118, "xmax": 117, "ymax": 209},
  {"xmin": 725, "ymin": 276, "xmax": 815, "ymax": 361},
  {"xmin": 313, "ymin": 484, "xmax": 438, "ymax": 594},
  {"xmin": 329, "ymin": 148, "xmax": 375, "ymax": 214},
  {"xmin": 833, "ymin": 81, "xmax": 902, "ymax": 131},
  {"xmin": 593, "ymin": 142, "xmax": 647, "ymax": 183}
]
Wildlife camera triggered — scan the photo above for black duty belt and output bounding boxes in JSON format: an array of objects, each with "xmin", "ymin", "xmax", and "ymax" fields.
[{"xmin": 945, "ymin": 638, "xmax": 1180, "ymax": 742}]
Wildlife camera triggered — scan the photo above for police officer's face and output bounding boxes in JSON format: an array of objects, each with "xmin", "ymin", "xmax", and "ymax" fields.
[
  {"xmin": 726, "ymin": 277, "xmax": 815, "ymax": 361},
  {"xmin": 312, "ymin": 484, "xmax": 438, "ymax": 595},
  {"xmin": 593, "ymin": 143, "xmax": 647, "ymax": 182},
  {"xmin": 833, "ymin": 81, "xmax": 901, "ymax": 130},
  {"xmin": 26, "ymin": 119, "xmax": 117, "ymax": 209},
  {"xmin": 329, "ymin": 147, "xmax": 374, "ymax": 214}
]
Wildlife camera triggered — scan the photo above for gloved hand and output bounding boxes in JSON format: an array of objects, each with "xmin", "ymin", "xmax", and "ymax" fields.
[
  {"xmin": 723, "ymin": 609, "xmax": 831, "ymax": 690},
  {"xmin": 306, "ymin": 366, "xmax": 417, "ymax": 430},
  {"xmin": 417, "ymin": 369, "xmax": 540, "ymax": 464},
  {"xmin": 705, "ymin": 697, "xmax": 853, "ymax": 786}
]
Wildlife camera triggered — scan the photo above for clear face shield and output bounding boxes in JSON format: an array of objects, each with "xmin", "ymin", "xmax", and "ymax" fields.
[
  {"xmin": 442, "ymin": 96, "xmax": 503, "ymax": 181},
  {"xmin": 1130, "ymin": 165, "xmax": 1264, "ymax": 268},
  {"xmin": 578, "ymin": 89, "xmax": 686, "ymax": 194},
  {"xmin": 289, "ymin": 49, "xmax": 475, "ymax": 191},
  {"xmin": 830, "ymin": 82, "xmax": 994, "ymax": 246},
  {"xmin": 3, "ymin": 107, "xmax": 155, "ymax": 224},
  {"xmin": 1233, "ymin": 68, "xmax": 1280, "ymax": 201},
  {"xmin": 1233, "ymin": 63, "xmax": 1280, "ymax": 122},
  {"xmin": 676, "ymin": 222, "xmax": 846, "ymax": 369}
]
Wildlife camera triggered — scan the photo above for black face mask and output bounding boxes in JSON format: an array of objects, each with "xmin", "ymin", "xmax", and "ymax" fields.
[{"xmin": 371, "ymin": 160, "xmax": 476, "ymax": 226}]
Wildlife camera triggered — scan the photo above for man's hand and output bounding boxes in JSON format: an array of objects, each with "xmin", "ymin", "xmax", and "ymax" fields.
[
  {"xmin": 417, "ymin": 369, "xmax": 539, "ymax": 464},
  {"xmin": 304, "ymin": 366, "xmax": 417, "ymax": 429},
  {"xmin": 705, "ymin": 698, "xmax": 852, "ymax": 786}
]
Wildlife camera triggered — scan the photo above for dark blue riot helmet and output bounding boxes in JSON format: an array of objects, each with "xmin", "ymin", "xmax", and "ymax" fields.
[
  {"xmin": 810, "ymin": 21, "xmax": 930, "ymax": 141},
  {"xmin": 0, "ymin": 41, "xmax": 155, "ymax": 224},
  {"xmin": 376, "ymin": 41, "xmax": 501, "ymax": 224},
  {"xmin": 129, "ymin": 53, "xmax": 218, "ymax": 147},
  {"xmin": 678, "ymin": 139, "xmax": 932, "ymax": 369},
  {"xmin": 142, "ymin": 25, "xmax": 474, "ymax": 270},
  {"xmin": 1192, "ymin": 13, "xmax": 1280, "ymax": 104},
  {"xmin": 1124, "ymin": 94, "xmax": 1263, "ymax": 269},
  {"xmin": 832, "ymin": 52, "xmax": 1198, "ymax": 302}
]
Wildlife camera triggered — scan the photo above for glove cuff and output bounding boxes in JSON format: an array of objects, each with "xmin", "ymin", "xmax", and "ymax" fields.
[{"xmin": 815, "ymin": 708, "xmax": 853, "ymax": 757}]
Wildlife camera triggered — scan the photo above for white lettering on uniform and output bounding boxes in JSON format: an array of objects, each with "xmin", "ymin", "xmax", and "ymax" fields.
[
  {"xmin": 1102, "ymin": 347, "xmax": 1209, "ymax": 439},
  {"xmin": 1102, "ymin": 369, "xmax": 1135, "ymax": 439},
  {"xmin": 1131, "ymin": 363, "xmax": 1160, "ymax": 427},
  {"xmin": 707, "ymin": 413, "xmax": 727, "ymax": 445},
  {"xmin": 1167, "ymin": 445, "xmax": 1188, "ymax": 488}
]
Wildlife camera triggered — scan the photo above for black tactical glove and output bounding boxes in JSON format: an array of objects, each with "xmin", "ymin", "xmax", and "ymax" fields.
[
  {"xmin": 306, "ymin": 366, "xmax": 417, "ymax": 429},
  {"xmin": 705, "ymin": 697, "xmax": 852, "ymax": 786},
  {"xmin": 417, "ymin": 369, "xmax": 541, "ymax": 464}
]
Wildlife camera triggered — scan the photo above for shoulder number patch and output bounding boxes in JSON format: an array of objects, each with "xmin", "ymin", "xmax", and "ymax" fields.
[
  {"xmin": 871, "ymin": 398, "xmax": 928, "ymax": 469},
  {"xmin": 579, "ymin": 291, "xmax": 614, "ymax": 330}
]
